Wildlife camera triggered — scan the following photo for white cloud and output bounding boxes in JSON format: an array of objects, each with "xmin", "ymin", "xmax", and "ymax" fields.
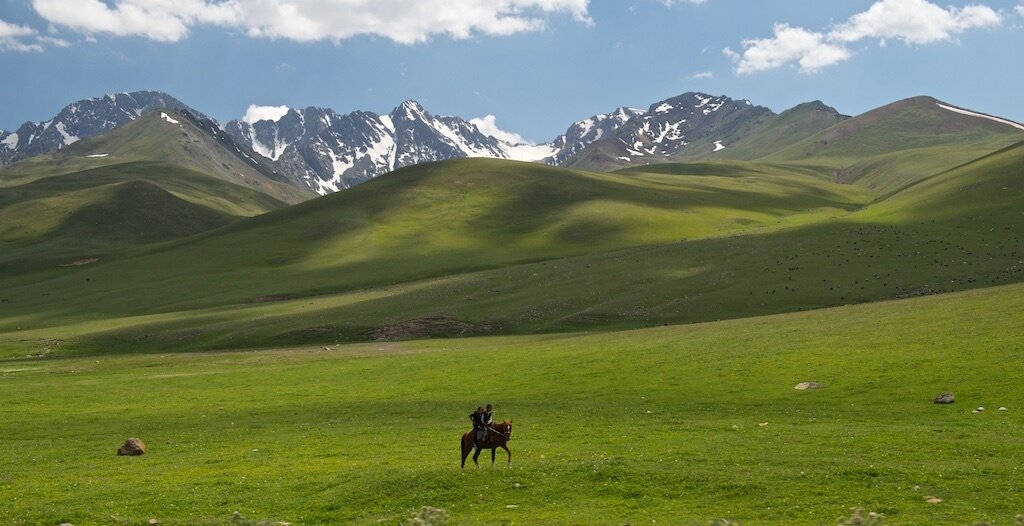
[
  {"xmin": 728, "ymin": 0, "xmax": 1002, "ymax": 74},
  {"xmin": 691, "ymin": 71, "xmax": 714, "ymax": 79},
  {"xmin": 470, "ymin": 114, "xmax": 528, "ymax": 145},
  {"xmin": 243, "ymin": 105, "xmax": 291, "ymax": 124},
  {"xmin": 731, "ymin": 24, "xmax": 851, "ymax": 74},
  {"xmin": 31, "ymin": 0, "xmax": 591, "ymax": 45},
  {"xmin": 659, "ymin": 0, "xmax": 707, "ymax": 5},
  {"xmin": 830, "ymin": 0, "xmax": 1002, "ymax": 44},
  {"xmin": 1016, "ymin": 4, "xmax": 1024, "ymax": 16},
  {"xmin": 0, "ymin": 18, "xmax": 44, "ymax": 52}
]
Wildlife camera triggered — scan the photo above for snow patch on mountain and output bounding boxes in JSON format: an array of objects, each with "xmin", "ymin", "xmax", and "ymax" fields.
[
  {"xmin": 1, "ymin": 133, "xmax": 18, "ymax": 149},
  {"xmin": 160, "ymin": 112, "xmax": 180, "ymax": 125},
  {"xmin": 937, "ymin": 103, "xmax": 1024, "ymax": 132},
  {"xmin": 503, "ymin": 142, "xmax": 559, "ymax": 162},
  {"xmin": 55, "ymin": 122, "xmax": 79, "ymax": 145}
]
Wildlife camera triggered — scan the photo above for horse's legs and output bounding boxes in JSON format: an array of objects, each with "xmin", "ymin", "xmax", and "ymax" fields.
[
  {"xmin": 491, "ymin": 447, "xmax": 496, "ymax": 465},
  {"xmin": 472, "ymin": 446, "xmax": 482, "ymax": 467},
  {"xmin": 500, "ymin": 444, "xmax": 512, "ymax": 465},
  {"xmin": 461, "ymin": 438, "xmax": 471, "ymax": 469}
]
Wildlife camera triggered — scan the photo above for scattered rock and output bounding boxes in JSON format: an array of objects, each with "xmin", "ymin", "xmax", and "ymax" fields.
[
  {"xmin": 794, "ymin": 382, "xmax": 822, "ymax": 390},
  {"xmin": 972, "ymin": 409, "xmax": 982, "ymax": 414},
  {"xmin": 933, "ymin": 393, "xmax": 955, "ymax": 404},
  {"xmin": 505, "ymin": 504, "xmax": 518, "ymax": 509},
  {"xmin": 999, "ymin": 407, "xmax": 1008, "ymax": 412},
  {"xmin": 148, "ymin": 519, "xmax": 159, "ymax": 525},
  {"xmin": 924, "ymin": 496, "xmax": 943, "ymax": 504},
  {"xmin": 977, "ymin": 406, "xmax": 986, "ymax": 412},
  {"xmin": 117, "ymin": 437, "xmax": 146, "ymax": 456},
  {"xmin": 59, "ymin": 523, "xmax": 75, "ymax": 526},
  {"xmin": 758, "ymin": 422, "xmax": 769, "ymax": 427}
]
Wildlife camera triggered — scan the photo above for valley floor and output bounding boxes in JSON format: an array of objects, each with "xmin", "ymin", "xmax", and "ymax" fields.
[{"xmin": 2, "ymin": 282, "xmax": 1023, "ymax": 525}]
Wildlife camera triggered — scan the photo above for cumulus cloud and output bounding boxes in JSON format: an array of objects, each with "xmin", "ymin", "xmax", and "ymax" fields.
[
  {"xmin": 0, "ymin": 18, "xmax": 44, "ymax": 52},
  {"xmin": 728, "ymin": 24, "xmax": 852, "ymax": 74},
  {"xmin": 470, "ymin": 115, "xmax": 529, "ymax": 144},
  {"xmin": 243, "ymin": 105, "xmax": 291, "ymax": 124},
  {"xmin": 1016, "ymin": 4, "xmax": 1024, "ymax": 16},
  {"xmin": 830, "ymin": 0, "xmax": 1002, "ymax": 44},
  {"xmin": 691, "ymin": 71, "xmax": 714, "ymax": 79},
  {"xmin": 727, "ymin": 0, "xmax": 1002, "ymax": 74},
  {"xmin": 30, "ymin": 0, "xmax": 591, "ymax": 45}
]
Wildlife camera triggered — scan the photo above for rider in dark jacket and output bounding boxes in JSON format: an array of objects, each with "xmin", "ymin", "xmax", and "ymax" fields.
[
  {"xmin": 483, "ymin": 404, "xmax": 494, "ymax": 427},
  {"xmin": 469, "ymin": 406, "xmax": 486, "ymax": 444}
]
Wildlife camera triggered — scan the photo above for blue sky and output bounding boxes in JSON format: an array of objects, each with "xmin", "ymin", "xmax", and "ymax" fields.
[{"xmin": 1, "ymin": 0, "xmax": 1023, "ymax": 142}]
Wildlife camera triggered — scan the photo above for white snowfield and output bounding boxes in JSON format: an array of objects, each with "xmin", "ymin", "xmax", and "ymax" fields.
[
  {"xmin": 503, "ymin": 142, "xmax": 558, "ymax": 162},
  {"xmin": 160, "ymin": 112, "xmax": 180, "ymax": 125},
  {"xmin": 85, "ymin": 153, "xmax": 109, "ymax": 158},
  {"xmin": 1, "ymin": 133, "xmax": 18, "ymax": 149},
  {"xmin": 713, "ymin": 141, "xmax": 726, "ymax": 152},
  {"xmin": 936, "ymin": 103, "xmax": 1024, "ymax": 132}
]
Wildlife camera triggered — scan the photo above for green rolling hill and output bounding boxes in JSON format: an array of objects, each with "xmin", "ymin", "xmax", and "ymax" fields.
[
  {"xmin": 0, "ymin": 133, "xmax": 1021, "ymax": 355},
  {"xmin": 0, "ymin": 109, "xmax": 314, "ymax": 205},
  {"xmin": 760, "ymin": 96, "xmax": 1024, "ymax": 194}
]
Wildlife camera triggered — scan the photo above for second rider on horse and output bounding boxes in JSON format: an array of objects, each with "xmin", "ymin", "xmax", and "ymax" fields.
[{"xmin": 469, "ymin": 403, "xmax": 496, "ymax": 445}]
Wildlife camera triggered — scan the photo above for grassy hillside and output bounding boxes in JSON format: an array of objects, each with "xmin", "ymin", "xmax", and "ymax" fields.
[
  {"xmin": 710, "ymin": 101, "xmax": 849, "ymax": 161},
  {"xmin": 0, "ymin": 110, "xmax": 314, "ymax": 204},
  {"xmin": 0, "ymin": 161, "xmax": 290, "ymax": 273},
  {"xmin": 0, "ymin": 159, "xmax": 875, "ymax": 342},
  {"xmin": 1, "ymin": 144, "xmax": 1022, "ymax": 355},
  {"xmin": 2, "ymin": 282, "xmax": 1023, "ymax": 524},
  {"xmin": 761, "ymin": 97, "xmax": 1024, "ymax": 194}
]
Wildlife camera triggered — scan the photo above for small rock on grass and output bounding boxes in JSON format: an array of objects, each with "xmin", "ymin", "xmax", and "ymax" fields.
[
  {"xmin": 933, "ymin": 393, "xmax": 955, "ymax": 404},
  {"xmin": 148, "ymin": 519, "xmax": 159, "ymax": 525},
  {"xmin": 924, "ymin": 496, "xmax": 943, "ymax": 504},
  {"xmin": 999, "ymin": 407, "xmax": 1008, "ymax": 411},
  {"xmin": 117, "ymin": 437, "xmax": 146, "ymax": 456},
  {"xmin": 794, "ymin": 382, "xmax": 822, "ymax": 390}
]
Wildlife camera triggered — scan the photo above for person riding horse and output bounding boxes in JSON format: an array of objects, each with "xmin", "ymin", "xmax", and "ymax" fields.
[
  {"xmin": 469, "ymin": 406, "xmax": 486, "ymax": 445},
  {"xmin": 469, "ymin": 404, "xmax": 496, "ymax": 445}
]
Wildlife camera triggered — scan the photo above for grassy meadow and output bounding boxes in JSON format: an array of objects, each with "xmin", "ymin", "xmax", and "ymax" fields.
[{"xmin": 2, "ymin": 282, "xmax": 1023, "ymax": 525}]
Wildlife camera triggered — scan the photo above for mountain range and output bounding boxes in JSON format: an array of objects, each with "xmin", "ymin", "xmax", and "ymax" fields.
[
  {"xmin": 2, "ymin": 84, "xmax": 1024, "ymax": 352},
  {"xmin": 0, "ymin": 89, "xmax": 881, "ymax": 194},
  {"xmin": 3, "ymin": 89, "xmax": 1024, "ymax": 200}
]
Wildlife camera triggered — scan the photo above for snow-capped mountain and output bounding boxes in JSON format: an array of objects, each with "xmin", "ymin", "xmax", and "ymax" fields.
[
  {"xmin": 0, "ymin": 91, "xmax": 205, "ymax": 167},
  {"xmin": 562, "ymin": 93, "xmax": 775, "ymax": 169},
  {"xmin": 224, "ymin": 102, "xmax": 646, "ymax": 194},
  {"xmin": 1, "ymin": 90, "xmax": 814, "ymax": 196},
  {"xmin": 545, "ymin": 107, "xmax": 644, "ymax": 166},
  {"xmin": 225, "ymin": 101, "xmax": 556, "ymax": 194}
]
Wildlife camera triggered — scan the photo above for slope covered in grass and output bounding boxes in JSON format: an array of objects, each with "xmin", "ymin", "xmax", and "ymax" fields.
[
  {"xmin": 0, "ymin": 142, "xmax": 1021, "ymax": 354},
  {"xmin": 2, "ymin": 282, "xmax": 1023, "ymax": 524},
  {"xmin": 702, "ymin": 100, "xmax": 849, "ymax": 162},
  {"xmin": 0, "ymin": 161, "xmax": 290, "ymax": 272},
  {"xmin": 761, "ymin": 97, "xmax": 1024, "ymax": 195},
  {"xmin": 0, "ymin": 110, "xmax": 313, "ymax": 204},
  {"xmin": 0, "ymin": 158, "xmax": 872, "ymax": 335}
]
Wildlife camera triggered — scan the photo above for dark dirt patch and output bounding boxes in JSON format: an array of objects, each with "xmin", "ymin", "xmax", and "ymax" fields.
[
  {"xmin": 249, "ymin": 294, "xmax": 299, "ymax": 304},
  {"xmin": 373, "ymin": 316, "xmax": 495, "ymax": 342}
]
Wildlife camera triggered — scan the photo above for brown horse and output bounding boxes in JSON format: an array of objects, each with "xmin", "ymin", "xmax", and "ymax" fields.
[{"xmin": 461, "ymin": 420, "xmax": 513, "ymax": 468}]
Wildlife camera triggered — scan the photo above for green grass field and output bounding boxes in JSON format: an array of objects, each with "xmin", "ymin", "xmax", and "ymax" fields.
[
  {"xmin": 2, "ymin": 282, "xmax": 1023, "ymax": 525},
  {"xmin": 2, "ymin": 99, "xmax": 1024, "ymax": 525}
]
